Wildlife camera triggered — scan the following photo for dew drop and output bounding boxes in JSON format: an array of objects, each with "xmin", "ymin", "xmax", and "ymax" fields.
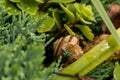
[
  {"xmin": 101, "ymin": 43, "xmax": 110, "ymax": 52},
  {"xmin": 27, "ymin": 7, "xmax": 30, "ymax": 10},
  {"xmin": 93, "ymin": 55, "xmax": 97, "ymax": 58}
]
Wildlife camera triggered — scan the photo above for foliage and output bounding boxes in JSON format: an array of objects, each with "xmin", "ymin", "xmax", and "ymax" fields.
[
  {"xmin": 59, "ymin": 2, "xmax": 96, "ymax": 24},
  {"xmin": 58, "ymin": 2, "xmax": 96, "ymax": 41},
  {"xmin": 0, "ymin": 9, "xmax": 54, "ymax": 80},
  {"xmin": 88, "ymin": 61, "xmax": 115, "ymax": 80},
  {"xmin": 0, "ymin": 0, "xmax": 75, "ymax": 15},
  {"xmin": 0, "ymin": 0, "xmax": 120, "ymax": 80},
  {"xmin": 81, "ymin": 0, "xmax": 120, "ymax": 21},
  {"xmin": 0, "ymin": 0, "xmax": 97, "ymax": 41}
]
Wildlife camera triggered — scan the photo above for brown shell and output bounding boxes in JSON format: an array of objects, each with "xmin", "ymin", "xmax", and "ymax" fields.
[
  {"xmin": 53, "ymin": 35, "xmax": 83, "ymax": 67},
  {"xmin": 53, "ymin": 35, "xmax": 81, "ymax": 58},
  {"xmin": 62, "ymin": 43, "xmax": 83, "ymax": 62}
]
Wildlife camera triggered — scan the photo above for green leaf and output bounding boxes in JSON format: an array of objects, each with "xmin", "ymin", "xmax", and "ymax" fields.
[
  {"xmin": 74, "ymin": 3, "xmax": 96, "ymax": 23},
  {"xmin": 35, "ymin": 0, "xmax": 44, "ymax": 3},
  {"xmin": 9, "ymin": 0, "xmax": 21, "ymax": 2},
  {"xmin": 66, "ymin": 4, "xmax": 76, "ymax": 14},
  {"xmin": 114, "ymin": 62, "xmax": 120, "ymax": 80},
  {"xmin": 76, "ymin": 25, "xmax": 94, "ymax": 41},
  {"xmin": 17, "ymin": 0, "xmax": 39, "ymax": 15},
  {"xmin": 2, "ymin": 0, "xmax": 21, "ymax": 15},
  {"xmin": 49, "ymin": 0, "xmax": 75, "ymax": 3},
  {"xmin": 37, "ymin": 15, "xmax": 55, "ymax": 33}
]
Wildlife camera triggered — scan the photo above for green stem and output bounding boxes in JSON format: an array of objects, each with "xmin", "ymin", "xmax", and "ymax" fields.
[
  {"xmin": 59, "ymin": 3, "xmax": 75, "ymax": 21},
  {"xmin": 64, "ymin": 24, "xmax": 76, "ymax": 35},
  {"xmin": 52, "ymin": 28, "xmax": 120, "ymax": 80}
]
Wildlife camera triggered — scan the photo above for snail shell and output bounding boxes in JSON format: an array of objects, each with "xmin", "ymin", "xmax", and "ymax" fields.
[{"xmin": 53, "ymin": 35, "xmax": 83, "ymax": 64}]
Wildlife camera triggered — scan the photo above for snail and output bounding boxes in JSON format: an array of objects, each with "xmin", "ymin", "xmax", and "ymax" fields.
[{"xmin": 53, "ymin": 35, "xmax": 83, "ymax": 67}]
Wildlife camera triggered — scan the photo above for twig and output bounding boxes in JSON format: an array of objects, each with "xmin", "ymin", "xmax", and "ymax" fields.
[{"xmin": 53, "ymin": 71, "xmax": 81, "ymax": 80}]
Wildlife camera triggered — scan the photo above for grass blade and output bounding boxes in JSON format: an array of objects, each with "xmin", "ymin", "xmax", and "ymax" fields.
[{"xmin": 91, "ymin": 0, "xmax": 120, "ymax": 46}]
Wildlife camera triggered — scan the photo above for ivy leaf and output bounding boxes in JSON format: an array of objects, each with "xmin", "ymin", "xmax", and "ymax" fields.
[
  {"xmin": 114, "ymin": 62, "xmax": 120, "ymax": 80},
  {"xmin": 76, "ymin": 25, "xmax": 94, "ymax": 41},
  {"xmin": 49, "ymin": 0, "xmax": 75, "ymax": 3},
  {"xmin": 17, "ymin": 0, "xmax": 39, "ymax": 15},
  {"xmin": 37, "ymin": 15, "xmax": 55, "ymax": 33}
]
